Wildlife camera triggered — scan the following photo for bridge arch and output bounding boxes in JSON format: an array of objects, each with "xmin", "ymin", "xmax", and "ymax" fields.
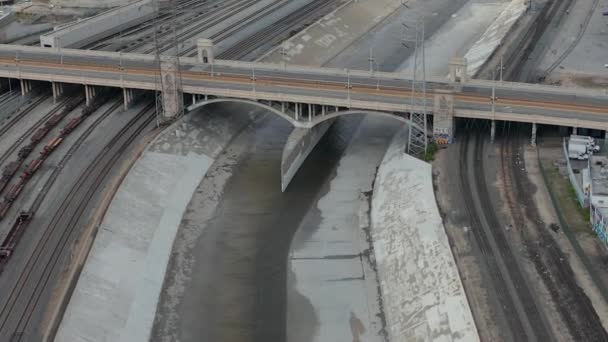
[{"xmin": 186, "ymin": 97, "xmax": 423, "ymax": 131}]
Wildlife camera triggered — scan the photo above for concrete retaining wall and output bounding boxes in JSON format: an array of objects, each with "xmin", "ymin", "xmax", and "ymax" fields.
[
  {"xmin": 280, "ymin": 121, "xmax": 332, "ymax": 191},
  {"xmin": 370, "ymin": 127, "xmax": 479, "ymax": 342},
  {"xmin": 55, "ymin": 107, "xmax": 259, "ymax": 342}
]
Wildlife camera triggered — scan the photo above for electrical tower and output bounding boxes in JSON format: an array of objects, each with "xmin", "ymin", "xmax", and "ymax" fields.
[{"xmin": 402, "ymin": 19, "xmax": 428, "ymax": 156}]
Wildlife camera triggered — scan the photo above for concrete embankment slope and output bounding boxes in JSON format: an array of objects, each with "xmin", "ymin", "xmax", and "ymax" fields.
[
  {"xmin": 371, "ymin": 129, "xmax": 479, "ymax": 341},
  {"xmin": 464, "ymin": 0, "xmax": 527, "ymax": 77},
  {"xmin": 55, "ymin": 106, "xmax": 260, "ymax": 342}
]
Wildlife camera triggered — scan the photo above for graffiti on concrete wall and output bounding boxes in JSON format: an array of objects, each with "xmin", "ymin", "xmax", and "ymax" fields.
[{"xmin": 433, "ymin": 127, "xmax": 452, "ymax": 145}]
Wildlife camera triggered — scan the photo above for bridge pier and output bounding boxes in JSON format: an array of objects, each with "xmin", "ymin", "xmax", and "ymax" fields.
[
  {"xmin": 531, "ymin": 122, "xmax": 537, "ymax": 146},
  {"xmin": 572, "ymin": 127, "xmax": 578, "ymax": 135},
  {"xmin": 20, "ymin": 79, "xmax": 32, "ymax": 96},
  {"xmin": 432, "ymin": 90, "xmax": 455, "ymax": 145},
  {"xmin": 490, "ymin": 120, "xmax": 496, "ymax": 143},
  {"xmin": 52, "ymin": 82, "xmax": 63, "ymax": 104},
  {"xmin": 160, "ymin": 57, "xmax": 183, "ymax": 120},
  {"xmin": 85, "ymin": 85, "xmax": 97, "ymax": 106},
  {"xmin": 123, "ymin": 88, "xmax": 136, "ymax": 110}
]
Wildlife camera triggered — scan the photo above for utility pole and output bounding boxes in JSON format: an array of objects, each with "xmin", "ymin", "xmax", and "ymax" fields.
[
  {"xmin": 368, "ymin": 46, "xmax": 375, "ymax": 73},
  {"xmin": 402, "ymin": 18, "xmax": 428, "ymax": 156}
]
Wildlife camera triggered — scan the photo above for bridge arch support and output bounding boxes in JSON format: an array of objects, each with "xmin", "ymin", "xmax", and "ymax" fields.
[{"xmin": 186, "ymin": 97, "xmax": 423, "ymax": 132}]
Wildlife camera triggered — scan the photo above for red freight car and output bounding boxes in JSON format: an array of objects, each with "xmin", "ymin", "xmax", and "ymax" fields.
[
  {"xmin": 0, "ymin": 201, "xmax": 10, "ymax": 221},
  {"xmin": 30, "ymin": 126, "xmax": 50, "ymax": 144},
  {"xmin": 18, "ymin": 145, "xmax": 33, "ymax": 160},
  {"xmin": 21, "ymin": 158, "xmax": 43, "ymax": 180},
  {"xmin": 5, "ymin": 181, "xmax": 25, "ymax": 202},
  {"xmin": 60, "ymin": 117, "xmax": 83, "ymax": 135},
  {"xmin": 0, "ymin": 211, "xmax": 33, "ymax": 266},
  {"xmin": 44, "ymin": 113, "xmax": 66, "ymax": 128},
  {"xmin": 40, "ymin": 137, "xmax": 63, "ymax": 157},
  {"xmin": 0, "ymin": 179, "xmax": 7, "ymax": 194},
  {"xmin": 0, "ymin": 201, "xmax": 9, "ymax": 219},
  {"xmin": 2, "ymin": 161, "xmax": 20, "ymax": 178}
]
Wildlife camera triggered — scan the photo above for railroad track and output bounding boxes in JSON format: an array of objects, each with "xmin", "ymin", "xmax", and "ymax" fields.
[
  {"xmin": 0, "ymin": 96, "xmax": 48, "ymax": 140},
  {"xmin": 500, "ymin": 123, "xmax": 608, "ymax": 341},
  {"xmin": 131, "ymin": 0, "xmax": 253, "ymax": 53},
  {"xmin": 217, "ymin": 0, "xmax": 342, "ymax": 60},
  {"xmin": 542, "ymin": 0, "xmax": 600, "ymax": 78},
  {"xmin": 0, "ymin": 100, "xmax": 155, "ymax": 341},
  {"xmin": 85, "ymin": 0, "xmax": 217, "ymax": 50},
  {"xmin": 0, "ymin": 98, "xmax": 76, "ymax": 170},
  {"xmin": 176, "ymin": 0, "xmax": 289, "ymax": 56},
  {"xmin": 458, "ymin": 122, "xmax": 530, "ymax": 341}
]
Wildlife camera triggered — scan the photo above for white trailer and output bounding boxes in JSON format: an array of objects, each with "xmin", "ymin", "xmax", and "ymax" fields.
[
  {"xmin": 570, "ymin": 135, "xmax": 600, "ymax": 153},
  {"xmin": 40, "ymin": 0, "xmax": 155, "ymax": 49},
  {"xmin": 568, "ymin": 140, "xmax": 589, "ymax": 160}
]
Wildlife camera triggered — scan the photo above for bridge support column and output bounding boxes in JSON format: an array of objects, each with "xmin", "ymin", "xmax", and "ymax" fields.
[
  {"xmin": 308, "ymin": 103, "xmax": 313, "ymax": 122},
  {"xmin": 160, "ymin": 57, "xmax": 184, "ymax": 120},
  {"xmin": 294, "ymin": 103, "xmax": 300, "ymax": 121},
  {"xmin": 20, "ymin": 79, "xmax": 31, "ymax": 96},
  {"xmin": 85, "ymin": 85, "xmax": 96, "ymax": 106},
  {"xmin": 123, "ymin": 88, "xmax": 135, "ymax": 110},
  {"xmin": 432, "ymin": 90, "xmax": 455, "ymax": 145},
  {"xmin": 572, "ymin": 127, "xmax": 578, "ymax": 135},
  {"xmin": 490, "ymin": 120, "xmax": 496, "ymax": 143},
  {"xmin": 531, "ymin": 123, "xmax": 537, "ymax": 146},
  {"xmin": 321, "ymin": 105, "xmax": 326, "ymax": 116},
  {"xmin": 52, "ymin": 82, "xmax": 63, "ymax": 104}
]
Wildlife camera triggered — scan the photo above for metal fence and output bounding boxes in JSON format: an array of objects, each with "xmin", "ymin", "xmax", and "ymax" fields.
[{"xmin": 563, "ymin": 138, "xmax": 588, "ymax": 207}]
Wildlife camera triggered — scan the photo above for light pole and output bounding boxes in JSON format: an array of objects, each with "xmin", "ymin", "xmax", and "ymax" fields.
[{"xmin": 280, "ymin": 41, "xmax": 288, "ymax": 70}]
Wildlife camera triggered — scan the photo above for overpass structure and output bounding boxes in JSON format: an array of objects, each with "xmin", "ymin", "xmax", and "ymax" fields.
[{"xmin": 0, "ymin": 44, "xmax": 607, "ymax": 148}]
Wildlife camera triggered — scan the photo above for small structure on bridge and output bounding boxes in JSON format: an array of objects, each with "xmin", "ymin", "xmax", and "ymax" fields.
[
  {"xmin": 449, "ymin": 57, "xmax": 468, "ymax": 83},
  {"xmin": 196, "ymin": 39, "xmax": 214, "ymax": 64}
]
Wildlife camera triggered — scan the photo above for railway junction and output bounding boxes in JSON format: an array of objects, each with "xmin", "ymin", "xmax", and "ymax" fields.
[{"xmin": 0, "ymin": 0, "xmax": 607, "ymax": 341}]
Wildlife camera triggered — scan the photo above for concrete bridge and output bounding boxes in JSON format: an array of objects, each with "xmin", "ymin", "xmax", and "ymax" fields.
[{"xmin": 0, "ymin": 44, "xmax": 607, "ymax": 149}]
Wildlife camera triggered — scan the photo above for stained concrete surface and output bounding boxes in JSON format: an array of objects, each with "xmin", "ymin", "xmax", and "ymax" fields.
[
  {"xmin": 370, "ymin": 128, "xmax": 479, "ymax": 342},
  {"xmin": 151, "ymin": 116, "xmax": 362, "ymax": 342},
  {"xmin": 55, "ymin": 104, "xmax": 259, "ymax": 342},
  {"xmin": 287, "ymin": 116, "xmax": 399, "ymax": 342}
]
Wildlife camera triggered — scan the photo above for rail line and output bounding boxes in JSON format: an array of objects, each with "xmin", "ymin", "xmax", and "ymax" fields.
[
  {"xmin": 458, "ymin": 123, "xmax": 529, "ymax": 341},
  {"xmin": 85, "ymin": 0, "xmax": 218, "ymax": 51},
  {"xmin": 0, "ymin": 99, "xmax": 121, "ymax": 340},
  {"xmin": 7, "ymin": 104, "xmax": 155, "ymax": 342},
  {"xmin": 473, "ymin": 124, "xmax": 553, "ymax": 341},
  {"xmin": 541, "ymin": 0, "xmax": 600, "ymax": 78},
  {"xmin": 500, "ymin": 123, "xmax": 608, "ymax": 340},
  {"xmin": 0, "ymin": 96, "xmax": 47, "ymax": 140},
  {"xmin": 136, "ymin": 0, "xmax": 260, "ymax": 54},
  {"xmin": 217, "ymin": 0, "xmax": 342, "ymax": 60},
  {"xmin": 177, "ymin": 0, "xmax": 290, "ymax": 56},
  {"xmin": 0, "ymin": 98, "xmax": 77, "ymax": 170}
]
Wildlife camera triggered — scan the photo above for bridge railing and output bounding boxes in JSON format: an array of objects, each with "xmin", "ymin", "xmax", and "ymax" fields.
[{"xmin": 1, "ymin": 44, "xmax": 607, "ymax": 100}]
